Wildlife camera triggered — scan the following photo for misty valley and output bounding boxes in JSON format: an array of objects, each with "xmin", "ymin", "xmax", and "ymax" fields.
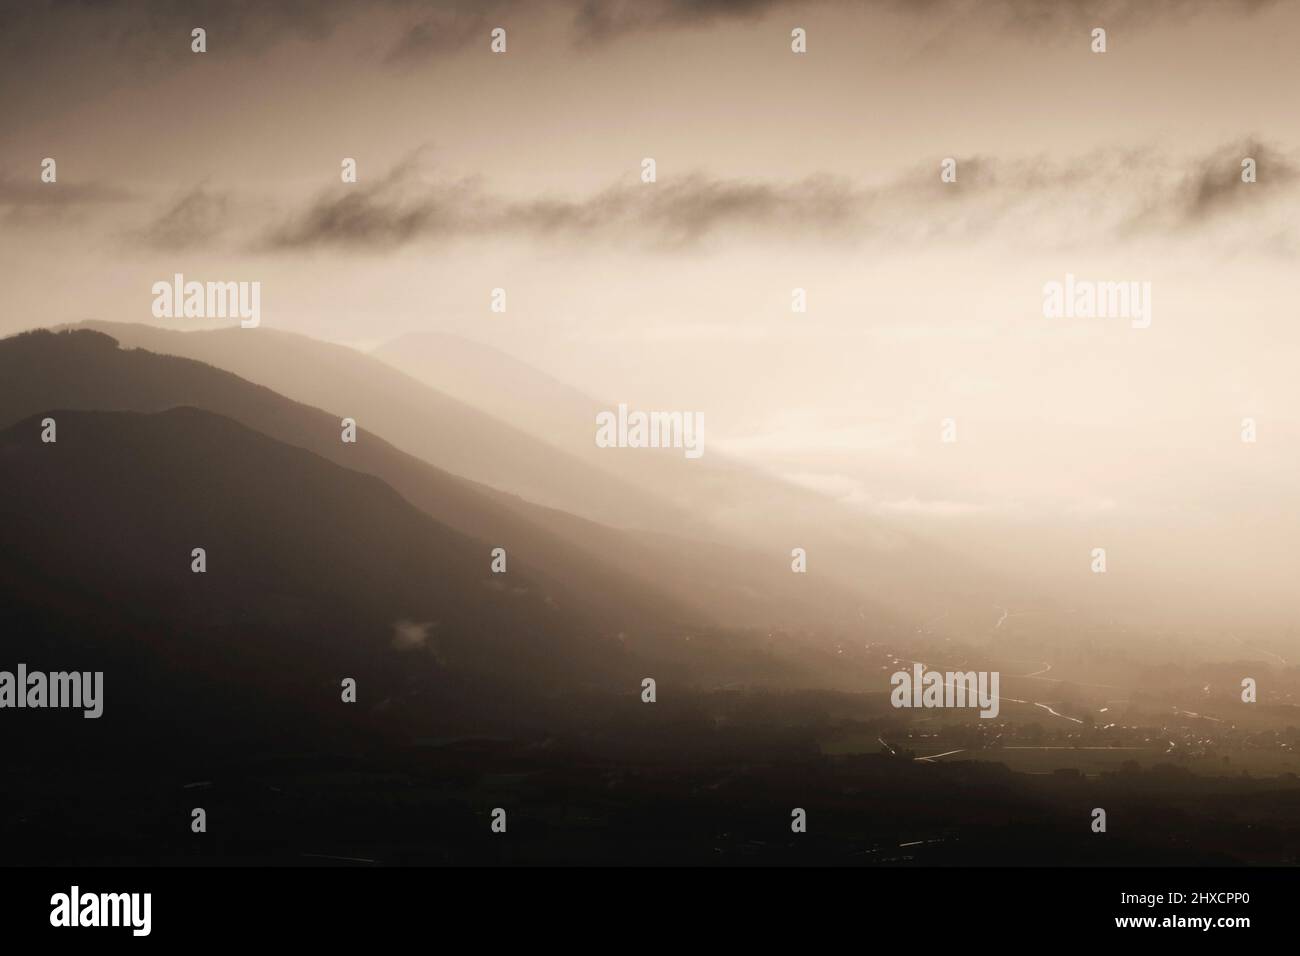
[{"xmin": 1, "ymin": 328, "xmax": 1297, "ymax": 868}]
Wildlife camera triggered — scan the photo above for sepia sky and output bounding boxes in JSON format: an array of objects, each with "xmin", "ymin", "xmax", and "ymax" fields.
[{"xmin": 4, "ymin": 0, "xmax": 1300, "ymax": 630}]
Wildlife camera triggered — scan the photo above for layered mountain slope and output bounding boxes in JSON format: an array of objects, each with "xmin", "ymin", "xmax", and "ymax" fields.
[
  {"xmin": 75, "ymin": 321, "xmax": 690, "ymax": 533},
  {"xmin": 5, "ymin": 328, "xmax": 873, "ymax": 636},
  {"xmin": 0, "ymin": 407, "xmax": 631, "ymax": 762}
]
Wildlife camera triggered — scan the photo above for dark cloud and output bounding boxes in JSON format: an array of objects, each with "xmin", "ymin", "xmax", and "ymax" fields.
[
  {"xmin": 384, "ymin": 2, "xmax": 520, "ymax": 65},
  {"xmin": 260, "ymin": 151, "xmax": 864, "ymax": 252},
  {"xmin": 509, "ymin": 173, "xmax": 863, "ymax": 247},
  {"xmin": 261, "ymin": 151, "xmax": 495, "ymax": 251},
  {"xmin": 996, "ymin": 0, "xmax": 1283, "ymax": 32},
  {"xmin": 571, "ymin": 0, "xmax": 794, "ymax": 42},
  {"xmin": 133, "ymin": 185, "xmax": 232, "ymax": 250},
  {"xmin": 1, "ymin": 0, "xmax": 348, "ymax": 56},
  {"xmin": 2, "ymin": 0, "xmax": 1284, "ymax": 70},
  {"xmin": 1180, "ymin": 139, "xmax": 1298, "ymax": 224},
  {"xmin": 22, "ymin": 140, "xmax": 1285, "ymax": 252},
  {"xmin": 1, "ymin": 0, "xmax": 507, "ymax": 69},
  {"xmin": 257, "ymin": 140, "xmax": 1300, "ymax": 254},
  {"xmin": 568, "ymin": 0, "xmax": 1286, "ymax": 42},
  {"xmin": 1106, "ymin": 138, "xmax": 1300, "ymax": 241},
  {"xmin": 0, "ymin": 0, "xmax": 1287, "ymax": 128}
]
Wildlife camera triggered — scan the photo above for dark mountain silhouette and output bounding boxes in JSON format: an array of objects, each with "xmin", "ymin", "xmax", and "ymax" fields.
[
  {"xmin": 74, "ymin": 321, "xmax": 691, "ymax": 532},
  {"xmin": 9, "ymin": 327, "xmax": 874, "ymax": 638},
  {"xmin": 0, "ymin": 406, "xmax": 639, "ymax": 761},
  {"xmin": 0, "ymin": 328, "xmax": 693, "ymax": 633}
]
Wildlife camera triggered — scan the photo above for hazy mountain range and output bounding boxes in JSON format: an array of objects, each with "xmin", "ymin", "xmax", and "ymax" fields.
[
  {"xmin": 68, "ymin": 321, "xmax": 1024, "ymax": 640},
  {"xmin": 2, "ymin": 323, "xmax": 965, "ymax": 751},
  {"xmin": 1, "ymin": 318, "xmax": 1296, "ymax": 869}
]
